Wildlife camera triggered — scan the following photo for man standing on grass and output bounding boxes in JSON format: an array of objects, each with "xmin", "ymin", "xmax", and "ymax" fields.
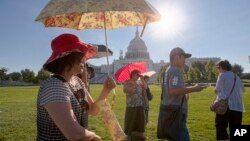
[{"xmin": 158, "ymin": 47, "xmax": 207, "ymax": 141}]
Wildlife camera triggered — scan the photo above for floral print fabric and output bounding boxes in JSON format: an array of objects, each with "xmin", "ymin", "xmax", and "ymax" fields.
[
  {"xmin": 96, "ymin": 99, "xmax": 127, "ymax": 141},
  {"xmin": 36, "ymin": 0, "xmax": 160, "ymax": 29}
]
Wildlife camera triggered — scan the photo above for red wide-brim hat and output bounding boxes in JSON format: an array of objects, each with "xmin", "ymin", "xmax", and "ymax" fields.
[{"xmin": 43, "ymin": 33, "xmax": 97, "ymax": 70}]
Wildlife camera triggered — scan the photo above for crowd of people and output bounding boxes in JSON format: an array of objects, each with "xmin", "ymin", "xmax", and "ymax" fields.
[{"xmin": 36, "ymin": 33, "xmax": 245, "ymax": 141}]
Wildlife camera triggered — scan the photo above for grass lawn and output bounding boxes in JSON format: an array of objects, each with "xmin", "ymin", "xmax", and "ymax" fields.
[{"xmin": 0, "ymin": 85, "xmax": 249, "ymax": 141}]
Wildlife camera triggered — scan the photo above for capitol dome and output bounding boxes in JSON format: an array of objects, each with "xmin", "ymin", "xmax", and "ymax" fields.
[
  {"xmin": 91, "ymin": 28, "xmax": 168, "ymax": 84},
  {"xmin": 125, "ymin": 29, "xmax": 150, "ymax": 59}
]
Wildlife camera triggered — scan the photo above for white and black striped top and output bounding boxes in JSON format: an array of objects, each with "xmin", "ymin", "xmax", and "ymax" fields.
[{"xmin": 37, "ymin": 76, "xmax": 89, "ymax": 141}]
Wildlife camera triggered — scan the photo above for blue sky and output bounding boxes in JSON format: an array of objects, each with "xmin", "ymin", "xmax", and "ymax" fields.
[{"xmin": 1, "ymin": 0, "xmax": 250, "ymax": 74}]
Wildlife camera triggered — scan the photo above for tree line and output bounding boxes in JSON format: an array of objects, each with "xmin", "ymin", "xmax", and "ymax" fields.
[
  {"xmin": 158, "ymin": 60, "xmax": 248, "ymax": 83},
  {"xmin": 0, "ymin": 67, "xmax": 50, "ymax": 84},
  {"xmin": 1, "ymin": 60, "xmax": 249, "ymax": 84}
]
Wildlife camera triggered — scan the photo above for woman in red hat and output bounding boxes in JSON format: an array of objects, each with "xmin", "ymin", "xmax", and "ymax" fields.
[{"xmin": 37, "ymin": 33, "xmax": 116, "ymax": 141}]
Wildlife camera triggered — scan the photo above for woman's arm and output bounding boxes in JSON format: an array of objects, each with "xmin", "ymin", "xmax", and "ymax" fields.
[
  {"xmin": 44, "ymin": 103, "xmax": 101, "ymax": 141},
  {"xmin": 139, "ymin": 75, "xmax": 147, "ymax": 90},
  {"xmin": 169, "ymin": 84, "xmax": 206, "ymax": 96},
  {"xmin": 88, "ymin": 75, "xmax": 116, "ymax": 115},
  {"xmin": 214, "ymin": 73, "xmax": 223, "ymax": 95}
]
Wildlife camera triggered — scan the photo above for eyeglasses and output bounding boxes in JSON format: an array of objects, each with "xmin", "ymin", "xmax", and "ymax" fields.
[{"xmin": 136, "ymin": 74, "xmax": 142, "ymax": 77}]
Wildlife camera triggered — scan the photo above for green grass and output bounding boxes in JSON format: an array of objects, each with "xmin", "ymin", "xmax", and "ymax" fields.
[{"xmin": 0, "ymin": 85, "xmax": 249, "ymax": 141}]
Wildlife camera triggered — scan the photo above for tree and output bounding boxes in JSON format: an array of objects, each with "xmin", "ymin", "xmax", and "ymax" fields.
[
  {"xmin": 193, "ymin": 68, "xmax": 201, "ymax": 82},
  {"xmin": 187, "ymin": 67, "xmax": 196, "ymax": 82},
  {"xmin": 0, "ymin": 67, "xmax": 9, "ymax": 80},
  {"xmin": 157, "ymin": 63, "xmax": 170, "ymax": 82},
  {"xmin": 232, "ymin": 64, "xmax": 244, "ymax": 77},
  {"xmin": 241, "ymin": 73, "xmax": 250, "ymax": 79},
  {"xmin": 191, "ymin": 61, "xmax": 206, "ymax": 80},
  {"xmin": 21, "ymin": 69, "xmax": 36, "ymax": 83},
  {"xmin": 183, "ymin": 64, "xmax": 189, "ymax": 81},
  {"xmin": 205, "ymin": 60, "xmax": 217, "ymax": 82},
  {"xmin": 8, "ymin": 72, "xmax": 23, "ymax": 81},
  {"xmin": 213, "ymin": 66, "xmax": 219, "ymax": 80},
  {"xmin": 35, "ymin": 68, "xmax": 51, "ymax": 84}
]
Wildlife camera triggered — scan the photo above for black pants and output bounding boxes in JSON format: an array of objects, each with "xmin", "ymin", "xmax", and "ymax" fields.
[{"xmin": 215, "ymin": 108, "xmax": 242, "ymax": 140}]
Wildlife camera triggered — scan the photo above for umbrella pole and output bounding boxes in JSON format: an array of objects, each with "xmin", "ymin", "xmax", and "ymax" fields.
[
  {"xmin": 140, "ymin": 17, "xmax": 149, "ymax": 37},
  {"xmin": 103, "ymin": 12, "xmax": 110, "ymax": 74},
  {"xmin": 103, "ymin": 12, "xmax": 116, "ymax": 109}
]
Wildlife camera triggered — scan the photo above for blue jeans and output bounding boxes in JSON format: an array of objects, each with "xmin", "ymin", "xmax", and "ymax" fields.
[{"xmin": 182, "ymin": 114, "xmax": 190, "ymax": 141}]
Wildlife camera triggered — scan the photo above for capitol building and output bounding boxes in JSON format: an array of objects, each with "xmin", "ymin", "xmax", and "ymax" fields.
[
  {"xmin": 113, "ymin": 29, "xmax": 167, "ymax": 75},
  {"xmin": 90, "ymin": 29, "xmax": 167, "ymax": 83},
  {"xmin": 89, "ymin": 29, "xmax": 220, "ymax": 83}
]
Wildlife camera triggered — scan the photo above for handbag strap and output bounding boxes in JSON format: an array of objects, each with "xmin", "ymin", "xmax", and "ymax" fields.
[
  {"xmin": 161, "ymin": 68, "xmax": 185, "ymax": 106},
  {"xmin": 225, "ymin": 74, "xmax": 236, "ymax": 100}
]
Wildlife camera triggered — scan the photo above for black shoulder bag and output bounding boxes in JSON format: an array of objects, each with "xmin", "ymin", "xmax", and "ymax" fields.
[
  {"xmin": 146, "ymin": 87, "xmax": 153, "ymax": 101},
  {"xmin": 157, "ymin": 72, "xmax": 184, "ymax": 141}
]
